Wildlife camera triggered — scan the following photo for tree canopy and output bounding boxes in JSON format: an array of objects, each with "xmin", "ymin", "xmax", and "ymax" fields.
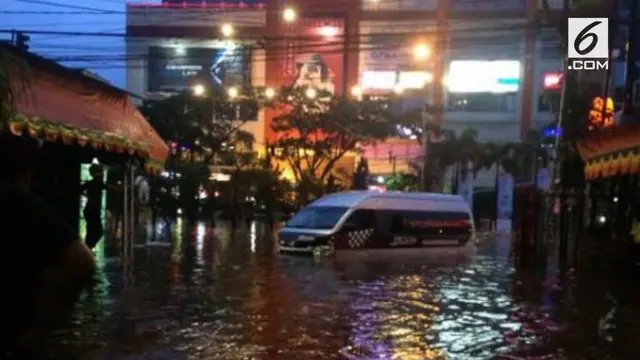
[{"xmin": 270, "ymin": 86, "xmax": 402, "ymax": 187}]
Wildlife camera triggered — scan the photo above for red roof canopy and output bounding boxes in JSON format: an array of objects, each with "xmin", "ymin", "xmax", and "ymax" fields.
[{"xmin": 6, "ymin": 45, "xmax": 168, "ymax": 163}]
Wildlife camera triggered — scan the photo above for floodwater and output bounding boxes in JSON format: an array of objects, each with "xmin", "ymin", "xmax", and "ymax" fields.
[{"xmin": 45, "ymin": 221, "xmax": 640, "ymax": 360}]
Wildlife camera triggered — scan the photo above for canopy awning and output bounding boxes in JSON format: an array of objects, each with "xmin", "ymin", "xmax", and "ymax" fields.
[
  {"xmin": 578, "ymin": 122, "xmax": 640, "ymax": 180},
  {"xmin": 4, "ymin": 45, "xmax": 168, "ymax": 169}
]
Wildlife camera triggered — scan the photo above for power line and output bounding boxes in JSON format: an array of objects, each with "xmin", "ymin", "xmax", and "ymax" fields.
[{"xmin": 10, "ymin": 0, "xmax": 119, "ymax": 13}]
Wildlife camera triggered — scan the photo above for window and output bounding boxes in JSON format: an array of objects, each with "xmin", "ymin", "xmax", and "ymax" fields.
[
  {"xmin": 387, "ymin": 211, "xmax": 471, "ymax": 235},
  {"xmin": 286, "ymin": 206, "xmax": 349, "ymax": 230},
  {"xmin": 344, "ymin": 209, "xmax": 376, "ymax": 229},
  {"xmin": 538, "ymin": 91, "xmax": 561, "ymax": 112},
  {"xmin": 448, "ymin": 93, "xmax": 517, "ymax": 112}
]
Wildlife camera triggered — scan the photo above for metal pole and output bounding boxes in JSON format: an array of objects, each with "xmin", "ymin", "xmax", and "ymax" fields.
[
  {"xmin": 342, "ymin": 14, "xmax": 349, "ymax": 96},
  {"xmin": 129, "ymin": 164, "xmax": 135, "ymax": 258},
  {"xmin": 123, "ymin": 164, "xmax": 129, "ymax": 261},
  {"xmin": 601, "ymin": 0, "xmax": 618, "ymax": 122},
  {"xmin": 623, "ymin": 0, "xmax": 638, "ymax": 117},
  {"xmin": 421, "ymin": 102, "xmax": 431, "ymax": 192}
]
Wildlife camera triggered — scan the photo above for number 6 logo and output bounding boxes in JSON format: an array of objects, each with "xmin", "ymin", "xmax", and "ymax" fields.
[{"xmin": 574, "ymin": 21, "xmax": 602, "ymax": 56}]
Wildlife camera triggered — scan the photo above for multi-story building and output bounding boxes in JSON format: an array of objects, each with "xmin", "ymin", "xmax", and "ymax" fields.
[{"xmin": 125, "ymin": 0, "xmax": 595, "ymax": 188}]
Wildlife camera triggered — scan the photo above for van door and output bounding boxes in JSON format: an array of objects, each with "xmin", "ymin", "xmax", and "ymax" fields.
[{"xmin": 336, "ymin": 209, "xmax": 376, "ymax": 249}]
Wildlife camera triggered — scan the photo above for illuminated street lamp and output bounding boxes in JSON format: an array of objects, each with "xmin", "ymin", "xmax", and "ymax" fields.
[
  {"xmin": 283, "ymin": 7, "xmax": 297, "ymax": 23},
  {"xmin": 413, "ymin": 43, "xmax": 431, "ymax": 61},
  {"xmin": 393, "ymin": 83, "xmax": 404, "ymax": 95},
  {"xmin": 227, "ymin": 86, "xmax": 239, "ymax": 99},
  {"xmin": 305, "ymin": 87, "xmax": 317, "ymax": 99},
  {"xmin": 192, "ymin": 84, "xmax": 205, "ymax": 96},
  {"xmin": 265, "ymin": 87, "xmax": 276, "ymax": 99},
  {"xmin": 221, "ymin": 23, "xmax": 234, "ymax": 38}
]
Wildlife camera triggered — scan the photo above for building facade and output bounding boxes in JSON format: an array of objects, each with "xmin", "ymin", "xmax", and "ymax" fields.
[{"xmin": 126, "ymin": 0, "xmax": 574, "ymax": 187}]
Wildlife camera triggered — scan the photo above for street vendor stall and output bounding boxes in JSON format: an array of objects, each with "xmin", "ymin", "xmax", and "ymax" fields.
[{"xmin": 3, "ymin": 44, "xmax": 168, "ymax": 253}]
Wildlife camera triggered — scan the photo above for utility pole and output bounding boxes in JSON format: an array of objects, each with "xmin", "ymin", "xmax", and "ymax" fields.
[
  {"xmin": 14, "ymin": 31, "xmax": 30, "ymax": 51},
  {"xmin": 623, "ymin": 0, "xmax": 638, "ymax": 118}
]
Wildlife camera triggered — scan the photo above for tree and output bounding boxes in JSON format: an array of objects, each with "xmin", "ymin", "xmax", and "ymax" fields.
[
  {"xmin": 386, "ymin": 173, "xmax": 419, "ymax": 191},
  {"xmin": 216, "ymin": 147, "xmax": 292, "ymax": 227},
  {"xmin": 270, "ymin": 86, "xmax": 399, "ymax": 203},
  {"xmin": 140, "ymin": 89, "xmax": 260, "ymax": 222},
  {"xmin": 140, "ymin": 90, "xmax": 258, "ymax": 167}
]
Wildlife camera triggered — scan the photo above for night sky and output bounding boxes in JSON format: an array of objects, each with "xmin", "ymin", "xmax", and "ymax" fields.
[{"xmin": 0, "ymin": 0, "xmax": 161, "ymax": 88}]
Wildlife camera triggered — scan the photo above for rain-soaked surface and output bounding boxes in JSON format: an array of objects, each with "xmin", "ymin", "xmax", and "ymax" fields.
[{"xmin": 44, "ymin": 221, "xmax": 640, "ymax": 360}]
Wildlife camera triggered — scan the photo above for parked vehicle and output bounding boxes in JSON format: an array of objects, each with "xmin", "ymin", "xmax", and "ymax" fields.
[{"xmin": 278, "ymin": 191, "xmax": 475, "ymax": 254}]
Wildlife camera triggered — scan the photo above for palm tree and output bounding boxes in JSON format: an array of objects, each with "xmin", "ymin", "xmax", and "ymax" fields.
[{"xmin": 428, "ymin": 128, "xmax": 481, "ymax": 193}]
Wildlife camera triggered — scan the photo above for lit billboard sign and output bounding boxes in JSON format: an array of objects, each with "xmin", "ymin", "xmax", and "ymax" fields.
[
  {"xmin": 147, "ymin": 45, "xmax": 251, "ymax": 92},
  {"xmin": 543, "ymin": 72, "xmax": 563, "ymax": 90},
  {"xmin": 361, "ymin": 70, "xmax": 433, "ymax": 91},
  {"xmin": 446, "ymin": 60, "xmax": 520, "ymax": 93}
]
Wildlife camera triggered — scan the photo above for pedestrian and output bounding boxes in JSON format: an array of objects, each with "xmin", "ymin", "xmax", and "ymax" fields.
[
  {"xmin": 81, "ymin": 164, "xmax": 107, "ymax": 250},
  {"xmin": 0, "ymin": 133, "xmax": 96, "ymax": 358}
]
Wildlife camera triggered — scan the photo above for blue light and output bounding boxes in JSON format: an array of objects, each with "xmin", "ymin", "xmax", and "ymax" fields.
[{"xmin": 543, "ymin": 127, "xmax": 562, "ymax": 138}]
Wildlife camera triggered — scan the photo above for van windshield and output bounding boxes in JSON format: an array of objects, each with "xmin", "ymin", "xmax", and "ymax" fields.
[{"xmin": 286, "ymin": 206, "xmax": 349, "ymax": 230}]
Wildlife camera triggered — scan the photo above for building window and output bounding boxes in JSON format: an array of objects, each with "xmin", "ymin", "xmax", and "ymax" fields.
[
  {"xmin": 448, "ymin": 93, "xmax": 517, "ymax": 112},
  {"xmin": 538, "ymin": 91, "xmax": 561, "ymax": 112}
]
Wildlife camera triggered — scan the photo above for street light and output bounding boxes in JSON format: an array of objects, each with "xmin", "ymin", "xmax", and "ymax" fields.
[
  {"xmin": 413, "ymin": 43, "xmax": 431, "ymax": 61},
  {"xmin": 265, "ymin": 87, "xmax": 276, "ymax": 99},
  {"xmin": 393, "ymin": 83, "xmax": 404, "ymax": 95},
  {"xmin": 227, "ymin": 86, "xmax": 239, "ymax": 99},
  {"xmin": 305, "ymin": 88, "xmax": 317, "ymax": 99},
  {"xmin": 192, "ymin": 84, "xmax": 205, "ymax": 97},
  {"xmin": 283, "ymin": 7, "xmax": 297, "ymax": 23},
  {"xmin": 221, "ymin": 23, "xmax": 234, "ymax": 38}
]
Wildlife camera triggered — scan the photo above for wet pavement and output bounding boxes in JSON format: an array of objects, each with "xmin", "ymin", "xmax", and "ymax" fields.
[{"xmin": 45, "ymin": 221, "xmax": 640, "ymax": 360}]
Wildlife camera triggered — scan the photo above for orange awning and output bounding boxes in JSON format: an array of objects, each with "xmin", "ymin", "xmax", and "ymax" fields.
[
  {"xmin": 5, "ymin": 45, "xmax": 168, "ymax": 166},
  {"xmin": 578, "ymin": 123, "xmax": 640, "ymax": 180}
]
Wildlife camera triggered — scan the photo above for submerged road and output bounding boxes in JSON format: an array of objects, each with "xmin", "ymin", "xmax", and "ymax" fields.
[{"xmin": 44, "ymin": 221, "xmax": 640, "ymax": 359}]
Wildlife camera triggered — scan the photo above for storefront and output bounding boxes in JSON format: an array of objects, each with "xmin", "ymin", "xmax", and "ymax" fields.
[
  {"xmin": 5, "ymin": 45, "xmax": 168, "ymax": 232},
  {"xmin": 579, "ymin": 122, "xmax": 640, "ymax": 241}
]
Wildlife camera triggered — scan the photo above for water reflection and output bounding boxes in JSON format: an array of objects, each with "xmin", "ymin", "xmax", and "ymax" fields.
[{"xmin": 42, "ymin": 222, "xmax": 639, "ymax": 359}]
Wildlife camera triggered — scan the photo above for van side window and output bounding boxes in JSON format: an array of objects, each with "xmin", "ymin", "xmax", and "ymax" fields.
[
  {"xmin": 344, "ymin": 209, "xmax": 375, "ymax": 230},
  {"xmin": 390, "ymin": 214, "xmax": 404, "ymax": 233}
]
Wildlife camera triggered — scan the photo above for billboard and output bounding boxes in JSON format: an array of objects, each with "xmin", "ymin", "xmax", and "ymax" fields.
[
  {"xmin": 147, "ymin": 46, "xmax": 251, "ymax": 93},
  {"xmin": 446, "ymin": 60, "xmax": 520, "ymax": 93}
]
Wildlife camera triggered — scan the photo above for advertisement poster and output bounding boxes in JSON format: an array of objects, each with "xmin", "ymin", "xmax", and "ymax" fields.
[
  {"xmin": 496, "ymin": 172, "xmax": 514, "ymax": 232},
  {"xmin": 279, "ymin": 18, "xmax": 344, "ymax": 96},
  {"xmin": 267, "ymin": 17, "xmax": 346, "ymax": 143},
  {"xmin": 147, "ymin": 46, "xmax": 250, "ymax": 92}
]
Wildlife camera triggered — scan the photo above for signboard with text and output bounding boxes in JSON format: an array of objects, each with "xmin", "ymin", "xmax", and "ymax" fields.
[{"xmin": 147, "ymin": 46, "xmax": 251, "ymax": 92}]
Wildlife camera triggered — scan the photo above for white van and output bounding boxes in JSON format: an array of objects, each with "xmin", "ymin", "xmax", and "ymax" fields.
[{"xmin": 278, "ymin": 191, "xmax": 475, "ymax": 254}]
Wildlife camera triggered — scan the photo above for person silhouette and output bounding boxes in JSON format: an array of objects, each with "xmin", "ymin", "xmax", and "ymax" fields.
[
  {"xmin": 81, "ymin": 164, "xmax": 106, "ymax": 250},
  {"xmin": 0, "ymin": 133, "xmax": 95, "ymax": 358}
]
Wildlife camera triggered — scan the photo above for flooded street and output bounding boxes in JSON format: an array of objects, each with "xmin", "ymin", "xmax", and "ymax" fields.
[{"xmin": 46, "ymin": 222, "xmax": 640, "ymax": 360}]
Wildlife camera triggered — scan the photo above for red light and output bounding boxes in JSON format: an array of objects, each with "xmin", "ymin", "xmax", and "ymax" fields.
[{"xmin": 543, "ymin": 72, "xmax": 562, "ymax": 90}]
